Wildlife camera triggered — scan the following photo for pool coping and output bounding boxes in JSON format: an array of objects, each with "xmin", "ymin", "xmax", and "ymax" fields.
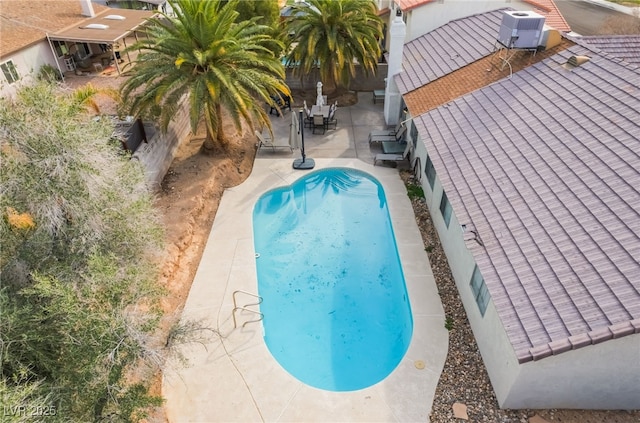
[{"xmin": 163, "ymin": 158, "xmax": 448, "ymax": 422}]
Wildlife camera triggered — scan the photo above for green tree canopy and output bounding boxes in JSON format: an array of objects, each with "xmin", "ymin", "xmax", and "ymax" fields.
[
  {"xmin": 286, "ymin": 0, "xmax": 383, "ymax": 94},
  {"xmin": 121, "ymin": 0, "xmax": 290, "ymax": 153},
  {"xmin": 222, "ymin": 0, "xmax": 281, "ymax": 26},
  {"xmin": 0, "ymin": 82, "xmax": 163, "ymax": 421}
]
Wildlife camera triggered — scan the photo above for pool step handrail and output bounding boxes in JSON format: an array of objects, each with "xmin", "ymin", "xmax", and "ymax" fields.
[
  {"xmin": 232, "ymin": 307, "xmax": 264, "ymax": 328},
  {"xmin": 232, "ymin": 290, "xmax": 263, "ymax": 329},
  {"xmin": 232, "ymin": 290, "xmax": 263, "ymax": 309}
]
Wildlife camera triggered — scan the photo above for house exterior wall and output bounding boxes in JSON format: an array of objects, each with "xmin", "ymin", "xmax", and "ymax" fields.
[
  {"xmin": 0, "ymin": 41, "xmax": 56, "ymax": 98},
  {"xmin": 412, "ymin": 131, "xmax": 519, "ymax": 401},
  {"xmin": 412, "ymin": 127, "xmax": 640, "ymax": 410},
  {"xmin": 393, "ymin": 0, "xmax": 537, "ymax": 42},
  {"xmin": 504, "ymin": 334, "xmax": 640, "ymax": 409}
]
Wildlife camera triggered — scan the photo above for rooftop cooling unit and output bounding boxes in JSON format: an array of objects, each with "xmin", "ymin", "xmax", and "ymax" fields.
[{"xmin": 497, "ymin": 11, "xmax": 546, "ymax": 49}]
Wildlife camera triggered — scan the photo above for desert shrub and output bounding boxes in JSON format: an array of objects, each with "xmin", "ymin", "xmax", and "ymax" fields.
[{"xmin": 0, "ymin": 82, "xmax": 164, "ymax": 421}]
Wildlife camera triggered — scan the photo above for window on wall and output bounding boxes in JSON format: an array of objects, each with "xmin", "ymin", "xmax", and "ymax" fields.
[
  {"xmin": 425, "ymin": 156, "xmax": 436, "ymax": 189},
  {"xmin": 439, "ymin": 191, "xmax": 452, "ymax": 228},
  {"xmin": 470, "ymin": 266, "xmax": 490, "ymax": 316},
  {"xmin": 1, "ymin": 61, "xmax": 19, "ymax": 84},
  {"xmin": 52, "ymin": 40, "xmax": 68, "ymax": 57}
]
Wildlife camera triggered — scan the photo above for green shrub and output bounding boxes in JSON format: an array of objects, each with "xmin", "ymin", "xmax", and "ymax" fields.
[
  {"xmin": 37, "ymin": 64, "xmax": 62, "ymax": 82},
  {"xmin": 445, "ymin": 316, "xmax": 455, "ymax": 331},
  {"xmin": 406, "ymin": 183, "xmax": 424, "ymax": 200}
]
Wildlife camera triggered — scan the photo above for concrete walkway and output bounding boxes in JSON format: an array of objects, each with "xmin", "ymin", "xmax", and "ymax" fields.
[{"xmin": 162, "ymin": 93, "xmax": 448, "ymax": 422}]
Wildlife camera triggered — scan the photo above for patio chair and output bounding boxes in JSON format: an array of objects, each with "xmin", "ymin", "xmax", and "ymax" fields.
[
  {"xmin": 325, "ymin": 108, "xmax": 337, "ymax": 130},
  {"xmin": 369, "ymin": 123, "xmax": 407, "ymax": 145},
  {"xmin": 374, "ymin": 142, "xmax": 410, "ymax": 166},
  {"xmin": 382, "ymin": 140, "xmax": 407, "ymax": 154},
  {"xmin": 268, "ymin": 92, "xmax": 291, "ymax": 116},
  {"xmin": 303, "ymin": 104, "xmax": 314, "ymax": 128},
  {"xmin": 368, "ymin": 121, "xmax": 402, "ymax": 142},
  {"xmin": 255, "ymin": 130, "xmax": 293, "ymax": 152},
  {"xmin": 312, "ymin": 114, "xmax": 326, "ymax": 134}
]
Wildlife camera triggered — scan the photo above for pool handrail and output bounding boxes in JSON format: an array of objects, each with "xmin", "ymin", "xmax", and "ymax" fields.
[{"xmin": 232, "ymin": 290, "xmax": 264, "ymax": 328}]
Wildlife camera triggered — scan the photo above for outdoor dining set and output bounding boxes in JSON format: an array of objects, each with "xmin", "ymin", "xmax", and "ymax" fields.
[{"xmin": 302, "ymin": 100, "xmax": 338, "ymax": 134}]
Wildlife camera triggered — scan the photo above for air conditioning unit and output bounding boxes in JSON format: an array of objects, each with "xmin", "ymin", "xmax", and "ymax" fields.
[{"xmin": 497, "ymin": 11, "xmax": 546, "ymax": 49}]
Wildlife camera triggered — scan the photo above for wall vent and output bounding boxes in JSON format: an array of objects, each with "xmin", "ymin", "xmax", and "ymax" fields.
[
  {"xmin": 563, "ymin": 55, "xmax": 590, "ymax": 70},
  {"xmin": 497, "ymin": 11, "xmax": 546, "ymax": 49}
]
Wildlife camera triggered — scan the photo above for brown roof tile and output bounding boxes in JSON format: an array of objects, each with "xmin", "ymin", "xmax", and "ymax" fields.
[
  {"xmin": 0, "ymin": 0, "xmax": 108, "ymax": 58},
  {"xmin": 403, "ymin": 38, "xmax": 573, "ymax": 118},
  {"xmin": 523, "ymin": 0, "xmax": 571, "ymax": 32}
]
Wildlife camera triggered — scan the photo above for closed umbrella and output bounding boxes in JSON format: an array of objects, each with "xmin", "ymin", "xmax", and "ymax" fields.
[
  {"xmin": 316, "ymin": 81, "xmax": 324, "ymax": 106},
  {"xmin": 289, "ymin": 110, "xmax": 301, "ymax": 150}
]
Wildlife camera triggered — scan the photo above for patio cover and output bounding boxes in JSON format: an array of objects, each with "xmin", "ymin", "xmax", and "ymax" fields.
[
  {"xmin": 47, "ymin": 8, "xmax": 157, "ymax": 76},
  {"xmin": 47, "ymin": 8, "xmax": 157, "ymax": 45}
]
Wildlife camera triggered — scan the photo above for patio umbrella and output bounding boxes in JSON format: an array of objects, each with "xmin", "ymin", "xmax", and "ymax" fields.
[
  {"xmin": 289, "ymin": 110, "xmax": 301, "ymax": 150},
  {"xmin": 316, "ymin": 81, "xmax": 324, "ymax": 106},
  {"xmin": 293, "ymin": 109, "xmax": 315, "ymax": 170}
]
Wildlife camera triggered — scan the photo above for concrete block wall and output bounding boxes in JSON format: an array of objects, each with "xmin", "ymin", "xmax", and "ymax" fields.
[
  {"xmin": 285, "ymin": 64, "xmax": 388, "ymax": 92},
  {"xmin": 132, "ymin": 98, "xmax": 191, "ymax": 190}
]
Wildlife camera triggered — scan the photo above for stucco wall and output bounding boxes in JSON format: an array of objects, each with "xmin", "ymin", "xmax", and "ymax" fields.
[
  {"xmin": 413, "ymin": 134, "xmax": 520, "ymax": 398},
  {"xmin": 0, "ymin": 41, "xmax": 55, "ymax": 98},
  {"xmin": 397, "ymin": 0, "xmax": 538, "ymax": 42},
  {"xmin": 504, "ymin": 334, "xmax": 640, "ymax": 410},
  {"xmin": 132, "ymin": 98, "xmax": 191, "ymax": 190},
  {"xmin": 412, "ymin": 127, "xmax": 640, "ymax": 410}
]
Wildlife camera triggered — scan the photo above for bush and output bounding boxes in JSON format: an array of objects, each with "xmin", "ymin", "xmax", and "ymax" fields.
[
  {"xmin": 36, "ymin": 64, "xmax": 62, "ymax": 82},
  {"xmin": 1, "ymin": 82, "xmax": 164, "ymax": 421}
]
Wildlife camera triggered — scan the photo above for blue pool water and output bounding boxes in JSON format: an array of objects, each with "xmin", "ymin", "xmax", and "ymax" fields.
[{"xmin": 253, "ymin": 168, "xmax": 413, "ymax": 391}]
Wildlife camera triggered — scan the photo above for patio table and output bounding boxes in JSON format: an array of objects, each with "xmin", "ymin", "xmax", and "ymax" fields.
[{"xmin": 311, "ymin": 105, "xmax": 331, "ymax": 118}]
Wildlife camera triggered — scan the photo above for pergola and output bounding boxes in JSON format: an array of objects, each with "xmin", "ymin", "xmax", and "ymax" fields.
[{"xmin": 47, "ymin": 8, "xmax": 158, "ymax": 77}]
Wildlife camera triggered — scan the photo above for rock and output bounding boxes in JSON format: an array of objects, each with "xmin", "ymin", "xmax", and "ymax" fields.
[
  {"xmin": 529, "ymin": 415, "xmax": 550, "ymax": 423},
  {"xmin": 452, "ymin": 402, "xmax": 469, "ymax": 420}
]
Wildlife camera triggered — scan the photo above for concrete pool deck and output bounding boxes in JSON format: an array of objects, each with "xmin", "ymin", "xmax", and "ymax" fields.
[{"xmin": 163, "ymin": 95, "xmax": 448, "ymax": 422}]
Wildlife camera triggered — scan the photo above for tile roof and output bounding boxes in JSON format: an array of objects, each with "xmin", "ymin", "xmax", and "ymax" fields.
[
  {"xmin": 414, "ymin": 43, "xmax": 640, "ymax": 363},
  {"xmin": 403, "ymin": 38, "xmax": 573, "ymax": 117},
  {"xmin": 395, "ymin": 0, "xmax": 434, "ymax": 12},
  {"xmin": 0, "ymin": 0, "xmax": 107, "ymax": 58},
  {"xmin": 577, "ymin": 35, "xmax": 640, "ymax": 66},
  {"xmin": 396, "ymin": 9, "xmax": 508, "ymax": 94},
  {"xmin": 522, "ymin": 0, "xmax": 570, "ymax": 32}
]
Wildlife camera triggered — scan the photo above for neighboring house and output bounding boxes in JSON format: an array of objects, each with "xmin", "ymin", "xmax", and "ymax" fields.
[
  {"xmin": 1, "ymin": 0, "xmax": 100, "ymax": 97},
  {"xmin": 0, "ymin": 0, "xmax": 154, "ymax": 98},
  {"xmin": 390, "ymin": 9, "xmax": 640, "ymax": 409},
  {"xmin": 380, "ymin": 0, "xmax": 570, "ymax": 46}
]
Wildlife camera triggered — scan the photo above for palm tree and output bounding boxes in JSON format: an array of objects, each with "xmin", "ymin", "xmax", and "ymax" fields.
[
  {"xmin": 120, "ymin": 0, "xmax": 290, "ymax": 153},
  {"xmin": 286, "ymin": 0, "xmax": 383, "ymax": 95}
]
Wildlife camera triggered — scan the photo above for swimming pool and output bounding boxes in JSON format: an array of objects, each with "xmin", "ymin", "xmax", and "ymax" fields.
[{"xmin": 253, "ymin": 168, "xmax": 413, "ymax": 391}]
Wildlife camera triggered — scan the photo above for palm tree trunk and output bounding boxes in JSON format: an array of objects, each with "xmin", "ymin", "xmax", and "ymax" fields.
[
  {"xmin": 201, "ymin": 104, "xmax": 228, "ymax": 154},
  {"xmin": 201, "ymin": 131, "xmax": 216, "ymax": 153}
]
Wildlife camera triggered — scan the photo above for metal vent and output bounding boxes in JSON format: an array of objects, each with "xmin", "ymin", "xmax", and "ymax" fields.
[{"xmin": 563, "ymin": 55, "xmax": 591, "ymax": 70}]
